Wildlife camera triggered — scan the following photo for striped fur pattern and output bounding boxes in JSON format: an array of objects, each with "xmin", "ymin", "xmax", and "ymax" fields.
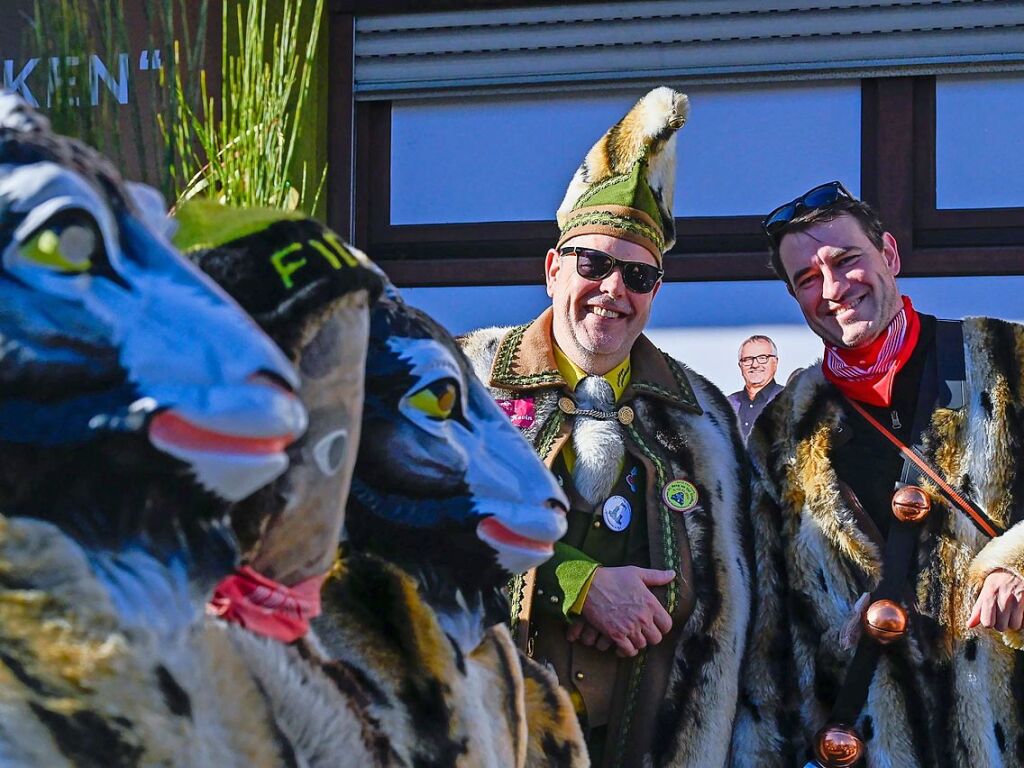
[
  {"xmin": 734, "ymin": 316, "xmax": 1024, "ymax": 767},
  {"xmin": 311, "ymin": 552, "xmax": 588, "ymax": 768},
  {"xmin": 461, "ymin": 322, "xmax": 752, "ymax": 767},
  {"xmin": 556, "ymin": 87, "xmax": 688, "ymax": 252},
  {"xmin": 0, "ymin": 513, "xmax": 417, "ymax": 767},
  {"xmin": 0, "ymin": 507, "xmax": 316, "ymax": 767},
  {"xmin": 0, "ymin": 95, "xmax": 327, "ymax": 766}
]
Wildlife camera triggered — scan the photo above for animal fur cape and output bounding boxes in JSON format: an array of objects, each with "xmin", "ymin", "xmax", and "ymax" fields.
[
  {"xmin": 310, "ymin": 551, "xmax": 588, "ymax": 767},
  {"xmin": 733, "ymin": 316, "xmax": 1024, "ymax": 767},
  {"xmin": 461, "ymin": 311, "xmax": 752, "ymax": 768}
]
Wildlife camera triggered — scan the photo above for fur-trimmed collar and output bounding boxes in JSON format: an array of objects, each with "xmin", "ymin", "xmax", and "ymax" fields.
[{"xmin": 488, "ymin": 307, "xmax": 702, "ymax": 413}]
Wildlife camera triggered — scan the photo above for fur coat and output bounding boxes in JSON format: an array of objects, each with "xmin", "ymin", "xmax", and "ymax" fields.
[
  {"xmin": 460, "ymin": 309, "xmax": 752, "ymax": 768},
  {"xmin": 733, "ymin": 316, "xmax": 1024, "ymax": 767},
  {"xmin": 0, "ymin": 514, "xmax": 326, "ymax": 767},
  {"xmin": 310, "ymin": 552, "xmax": 588, "ymax": 768}
]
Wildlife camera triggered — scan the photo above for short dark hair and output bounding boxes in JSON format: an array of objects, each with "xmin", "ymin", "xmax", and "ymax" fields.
[{"xmin": 767, "ymin": 196, "xmax": 886, "ymax": 286}]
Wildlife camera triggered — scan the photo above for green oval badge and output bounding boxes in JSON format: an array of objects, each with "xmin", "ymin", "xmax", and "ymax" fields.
[{"xmin": 663, "ymin": 479, "xmax": 699, "ymax": 512}]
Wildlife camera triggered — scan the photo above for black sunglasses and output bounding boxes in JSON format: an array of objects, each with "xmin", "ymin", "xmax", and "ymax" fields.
[
  {"xmin": 762, "ymin": 181, "xmax": 854, "ymax": 239},
  {"xmin": 558, "ymin": 247, "xmax": 663, "ymax": 294}
]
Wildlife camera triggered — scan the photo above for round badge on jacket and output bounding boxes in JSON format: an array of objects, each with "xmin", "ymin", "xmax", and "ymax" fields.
[
  {"xmin": 663, "ymin": 479, "xmax": 699, "ymax": 512},
  {"xmin": 602, "ymin": 495, "xmax": 632, "ymax": 532}
]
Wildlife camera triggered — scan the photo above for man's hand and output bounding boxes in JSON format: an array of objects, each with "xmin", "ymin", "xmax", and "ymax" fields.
[
  {"xmin": 566, "ymin": 619, "xmax": 614, "ymax": 652},
  {"xmin": 574, "ymin": 566, "xmax": 674, "ymax": 657},
  {"xmin": 968, "ymin": 568, "xmax": 1024, "ymax": 632}
]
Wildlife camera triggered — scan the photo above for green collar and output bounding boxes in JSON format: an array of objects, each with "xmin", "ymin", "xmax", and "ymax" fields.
[{"xmin": 488, "ymin": 307, "xmax": 702, "ymax": 413}]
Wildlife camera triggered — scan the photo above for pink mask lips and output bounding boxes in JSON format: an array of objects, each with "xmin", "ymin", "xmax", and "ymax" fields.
[
  {"xmin": 149, "ymin": 410, "xmax": 297, "ymax": 455},
  {"xmin": 477, "ymin": 517, "xmax": 555, "ymax": 554}
]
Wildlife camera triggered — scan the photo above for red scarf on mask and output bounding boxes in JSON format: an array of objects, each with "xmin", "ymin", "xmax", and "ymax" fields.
[
  {"xmin": 207, "ymin": 566, "xmax": 324, "ymax": 643},
  {"xmin": 822, "ymin": 295, "xmax": 920, "ymax": 408}
]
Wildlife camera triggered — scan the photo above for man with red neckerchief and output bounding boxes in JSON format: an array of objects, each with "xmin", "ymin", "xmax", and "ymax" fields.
[{"xmin": 731, "ymin": 182, "xmax": 1024, "ymax": 768}]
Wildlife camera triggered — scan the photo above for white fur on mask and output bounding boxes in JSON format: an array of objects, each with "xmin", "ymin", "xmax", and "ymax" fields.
[{"xmin": 571, "ymin": 376, "xmax": 624, "ymax": 506}]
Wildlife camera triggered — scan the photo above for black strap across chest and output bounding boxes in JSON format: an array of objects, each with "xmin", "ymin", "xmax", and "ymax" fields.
[{"xmin": 824, "ymin": 319, "xmax": 984, "ymax": 742}]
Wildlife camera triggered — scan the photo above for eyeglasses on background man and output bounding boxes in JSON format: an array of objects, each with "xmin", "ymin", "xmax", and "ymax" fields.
[{"xmin": 739, "ymin": 354, "xmax": 777, "ymax": 367}]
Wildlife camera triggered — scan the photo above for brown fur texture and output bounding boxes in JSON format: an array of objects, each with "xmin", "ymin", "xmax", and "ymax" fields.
[
  {"xmin": 312, "ymin": 552, "xmax": 589, "ymax": 768},
  {"xmin": 0, "ymin": 517, "xmax": 312, "ymax": 767},
  {"xmin": 556, "ymin": 87, "xmax": 688, "ymax": 255},
  {"xmin": 734, "ymin": 316, "xmax": 1024, "ymax": 767},
  {"xmin": 461, "ymin": 314, "xmax": 752, "ymax": 768}
]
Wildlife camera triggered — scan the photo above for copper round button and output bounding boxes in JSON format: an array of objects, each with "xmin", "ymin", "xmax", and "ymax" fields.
[
  {"xmin": 813, "ymin": 724, "xmax": 864, "ymax": 768},
  {"xmin": 891, "ymin": 485, "xmax": 931, "ymax": 523},
  {"xmin": 863, "ymin": 599, "xmax": 908, "ymax": 644}
]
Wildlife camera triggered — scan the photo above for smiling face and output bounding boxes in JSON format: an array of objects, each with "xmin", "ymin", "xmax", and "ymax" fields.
[
  {"xmin": 778, "ymin": 213, "xmax": 903, "ymax": 349},
  {"xmin": 545, "ymin": 233, "xmax": 661, "ymax": 375},
  {"xmin": 738, "ymin": 339, "xmax": 778, "ymax": 390}
]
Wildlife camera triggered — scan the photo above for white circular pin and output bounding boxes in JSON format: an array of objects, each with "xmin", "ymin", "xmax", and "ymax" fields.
[{"xmin": 602, "ymin": 495, "xmax": 632, "ymax": 532}]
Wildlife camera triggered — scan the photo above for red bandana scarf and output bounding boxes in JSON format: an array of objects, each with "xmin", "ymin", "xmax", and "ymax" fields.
[
  {"xmin": 822, "ymin": 295, "xmax": 920, "ymax": 408},
  {"xmin": 207, "ymin": 566, "xmax": 324, "ymax": 643}
]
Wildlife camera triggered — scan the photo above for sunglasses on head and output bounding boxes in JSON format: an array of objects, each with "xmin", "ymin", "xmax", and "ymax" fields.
[
  {"xmin": 762, "ymin": 181, "xmax": 854, "ymax": 239},
  {"xmin": 558, "ymin": 247, "xmax": 663, "ymax": 294}
]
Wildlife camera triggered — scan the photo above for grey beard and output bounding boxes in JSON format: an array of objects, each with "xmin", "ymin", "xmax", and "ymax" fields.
[{"xmin": 571, "ymin": 376, "xmax": 625, "ymax": 506}]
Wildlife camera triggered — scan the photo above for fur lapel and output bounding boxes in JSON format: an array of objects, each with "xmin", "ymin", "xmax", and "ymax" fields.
[
  {"xmin": 485, "ymin": 307, "xmax": 702, "ymax": 414},
  {"xmin": 462, "ymin": 318, "xmax": 752, "ymax": 768},
  {"xmin": 739, "ymin": 316, "xmax": 1024, "ymax": 767}
]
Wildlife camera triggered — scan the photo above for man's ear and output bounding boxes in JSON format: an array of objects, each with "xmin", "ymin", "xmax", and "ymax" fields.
[
  {"xmin": 882, "ymin": 231, "xmax": 901, "ymax": 276},
  {"xmin": 544, "ymin": 249, "xmax": 561, "ymax": 298}
]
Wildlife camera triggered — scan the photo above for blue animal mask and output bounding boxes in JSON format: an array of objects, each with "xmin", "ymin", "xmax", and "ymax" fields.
[
  {"xmin": 347, "ymin": 296, "xmax": 568, "ymax": 586},
  {"xmin": 0, "ymin": 93, "xmax": 306, "ymax": 511},
  {"xmin": 177, "ymin": 203, "xmax": 566, "ymax": 598}
]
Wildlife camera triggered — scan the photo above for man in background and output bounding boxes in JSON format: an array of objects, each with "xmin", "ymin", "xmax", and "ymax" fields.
[{"xmin": 727, "ymin": 334, "xmax": 783, "ymax": 441}]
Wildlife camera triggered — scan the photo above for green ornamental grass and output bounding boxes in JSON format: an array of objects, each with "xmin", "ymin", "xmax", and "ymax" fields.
[{"xmin": 164, "ymin": 0, "xmax": 325, "ymax": 213}]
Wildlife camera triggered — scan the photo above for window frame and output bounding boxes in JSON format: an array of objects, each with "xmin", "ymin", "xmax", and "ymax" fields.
[{"xmin": 325, "ymin": 3, "xmax": 1024, "ymax": 286}]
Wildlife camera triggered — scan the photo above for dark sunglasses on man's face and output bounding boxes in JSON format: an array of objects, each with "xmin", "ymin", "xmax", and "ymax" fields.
[
  {"xmin": 558, "ymin": 247, "xmax": 664, "ymax": 294},
  {"xmin": 762, "ymin": 181, "xmax": 854, "ymax": 239}
]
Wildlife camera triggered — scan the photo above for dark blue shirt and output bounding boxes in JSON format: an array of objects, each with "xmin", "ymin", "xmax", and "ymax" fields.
[{"xmin": 728, "ymin": 380, "xmax": 784, "ymax": 441}]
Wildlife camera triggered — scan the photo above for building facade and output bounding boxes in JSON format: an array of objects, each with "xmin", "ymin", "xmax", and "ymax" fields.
[{"xmin": 325, "ymin": 0, "xmax": 1024, "ymax": 388}]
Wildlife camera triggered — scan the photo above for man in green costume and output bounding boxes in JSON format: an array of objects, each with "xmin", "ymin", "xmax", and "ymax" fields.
[{"xmin": 460, "ymin": 88, "xmax": 752, "ymax": 768}]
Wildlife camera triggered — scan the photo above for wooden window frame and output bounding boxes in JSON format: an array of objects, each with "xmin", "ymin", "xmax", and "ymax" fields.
[{"xmin": 333, "ymin": 63, "xmax": 1024, "ymax": 286}]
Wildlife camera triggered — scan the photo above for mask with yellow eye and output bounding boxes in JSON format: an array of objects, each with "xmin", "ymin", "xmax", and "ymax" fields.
[
  {"xmin": 20, "ymin": 214, "xmax": 102, "ymax": 274},
  {"xmin": 407, "ymin": 378, "xmax": 459, "ymax": 421}
]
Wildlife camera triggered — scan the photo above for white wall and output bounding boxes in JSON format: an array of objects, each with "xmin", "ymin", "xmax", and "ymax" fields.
[{"xmin": 402, "ymin": 276, "xmax": 1024, "ymax": 395}]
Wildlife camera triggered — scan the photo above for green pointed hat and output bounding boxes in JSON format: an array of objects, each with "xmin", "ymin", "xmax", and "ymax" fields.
[{"xmin": 556, "ymin": 87, "xmax": 689, "ymax": 265}]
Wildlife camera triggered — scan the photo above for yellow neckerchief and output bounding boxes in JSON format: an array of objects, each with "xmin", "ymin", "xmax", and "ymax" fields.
[{"xmin": 553, "ymin": 344, "xmax": 631, "ymax": 473}]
